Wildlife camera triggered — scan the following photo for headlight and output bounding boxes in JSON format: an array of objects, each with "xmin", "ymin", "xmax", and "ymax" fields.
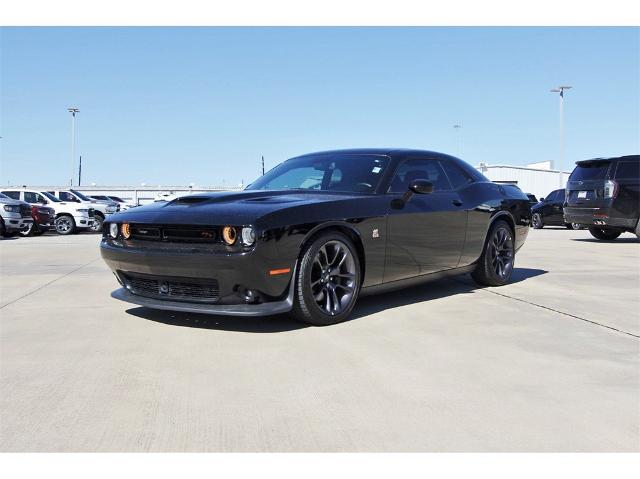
[
  {"xmin": 222, "ymin": 226, "xmax": 237, "ymax": 245},
  {"xmin": 106, "ymin": 206, "xmax": 116, "ymax": 213},
  {"xmin": 109, "ymin": 223, "xmax": 119, "ymax": 238},
  {"xmin": 241, "ymin": 227, "xmax": 256, "ymax": 246},
  {"xmin": 3, "ymin": 205, "xmax": 20, "ymax": 213},
  {"xmin": 76, "ymin": 208, "xmax": 89, "ymax": 213}
]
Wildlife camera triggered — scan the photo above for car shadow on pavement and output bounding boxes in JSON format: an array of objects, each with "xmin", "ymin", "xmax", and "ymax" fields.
[
  {"xmin": 571, "ymin": 238, "xmax": 639, "ymax": 244},
  {"xmin": 126, "ymin": 267, "xmax": 547, "ymax": 333},
  {"xmin": 351, "ymin": 267, "xmax": 547, "ymax": 320},
  {"xmin": 125, "ymin": 307, "xmax": 309, "ymax": 333}
]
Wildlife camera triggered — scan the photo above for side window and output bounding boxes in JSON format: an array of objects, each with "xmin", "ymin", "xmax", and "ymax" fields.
[
  {"xmin": 615, "ymin": 161, "xmax": 640, "ymax": 179},
  {"xmin": 545, "ymin": 191, "xmax": 557, "ymax": 202},
  {"xmin": 388, "ymin": 159, "xmax": 452, "ymax": 193},
  {"xmin": 59, "ymin": 192, "xmax": 74, "ymax": 201},
  {"xmin": 1, "ymin": 191, "xmax": 20, "ymax": 200},
  {"xmin": 24, "ymin": 192, "xmax": 39, "ymax": 203},
  {"xmin": 440, "ymin": 160, "xmax": 474, "ymax": 190}
]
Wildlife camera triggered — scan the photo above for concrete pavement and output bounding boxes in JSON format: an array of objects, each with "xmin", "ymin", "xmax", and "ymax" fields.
[{"xmin": 1, "ymin": 228, "xmax": 638, "ymax": 451}]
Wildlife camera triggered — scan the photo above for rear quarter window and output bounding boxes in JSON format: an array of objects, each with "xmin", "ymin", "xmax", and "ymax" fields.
[
  {"xmin": 570, "ymin": 162, "xmax": 611, "ymax": 181},
  {"xmin": 614, "ymin": 161, "xmax": 640, "ymax": 180}
]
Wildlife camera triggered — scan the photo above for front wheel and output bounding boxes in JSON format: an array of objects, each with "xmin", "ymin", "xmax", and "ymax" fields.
[
  {"xmin": 588, "ymin": 227, "xmax": 621, "ymax": 241},
  {"xmin": 532, "ymin": 213, "xmax": 543, "ymax": 229},
  {"xmin": 291, "ymin": 231, "xmax": 361, "ymax": 326},
  {"xmin": 55, "ymin": 215, "xmax": 76, "ymax": 235},
  {"xmin": 90, "ymin": 214, "xmax": 104, "ymax": 233},
  {"xmin": 471, "ymin": 220, "xmax": 515, "ymax": 287},
  {"xmin": 19, "ymin": 222, "xmax": 37, "ymax": 237}
]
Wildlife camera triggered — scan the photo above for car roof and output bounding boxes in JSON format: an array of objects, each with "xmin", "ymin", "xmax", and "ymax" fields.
[
  {"xmin": 577, "ymin": 154, "xmax": 639, "ymax": 164},
  {"xmin": 290, "ymin": 148, "xmax": 457, "ymax": 160}
]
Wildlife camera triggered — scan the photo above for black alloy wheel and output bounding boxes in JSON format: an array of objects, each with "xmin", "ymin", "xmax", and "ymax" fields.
[
  {"xmin": 588, "ymin": 227, "xmax": 621, "ymax": 241},
  {"xmin": 532, "ymin": 213, "xmax": 543, "ymax": 229},
  {"xmin": 292, "ymin": 231, "xmax": 361, "ymax": 325},
  {"xmin": 472, "ymin": 220, "xmax": 515, "ymax": 287},
  {"xmin": 90, "ymin": 214, "xmax": 104, "ymax": 233}
]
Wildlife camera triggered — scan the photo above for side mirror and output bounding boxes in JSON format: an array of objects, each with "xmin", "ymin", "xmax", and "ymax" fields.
[
  {"xmin": 391, "ymin": 179, "xmax": 434, "ymax": 209},
  {"xmin": 539, "ymin": 197, "xmax": 545, "ymax": 202},
  {"xmin": 409, "ymin": 179, "xmax": 434, "ymax": 195}
]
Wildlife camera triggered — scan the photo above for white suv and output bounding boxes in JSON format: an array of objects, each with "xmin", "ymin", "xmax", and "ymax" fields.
[
  {"xmin": 1, "ymin": 189, "xmax": 94, "ymax": 235},
  {"xmin": 48, "ymin": 189, "xmax": 118, "ymax": 233}
]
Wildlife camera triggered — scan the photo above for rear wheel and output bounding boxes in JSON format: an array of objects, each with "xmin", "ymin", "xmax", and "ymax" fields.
[
  {"xmin": 55, "ymin": 215, "xmax": 76, "ymax": 235},
  {"xmin": 291, "ymin": 231, "xmax": 361, "ymax": 326},
  {"xmin": 588, "ymin": 227, "xmax": 621, "ymax": 241},
  {"xmin": 565, "ymin": 222, "xmax": 582, "ymax": 230},
  {"xmin": 532, "ymin": 213, "xmax": 543, "ymax": 229},
  {"xmin": 471, "ymin": 220, "xmax": 515, "ymax": 287}
]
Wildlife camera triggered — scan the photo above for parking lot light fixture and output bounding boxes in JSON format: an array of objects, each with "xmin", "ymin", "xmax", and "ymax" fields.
[
  {"xmin": 549, "ymin": 86, "xmax": 572, "ymax": 188},
  {"xmin": 67, "ymin": 108, "xmax": 80, "ymax": 187}
]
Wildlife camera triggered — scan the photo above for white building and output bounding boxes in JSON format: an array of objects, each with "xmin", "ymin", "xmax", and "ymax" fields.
[{"xmin": 476, "ymin": 162, "xmax": 571, "ymax": 200}]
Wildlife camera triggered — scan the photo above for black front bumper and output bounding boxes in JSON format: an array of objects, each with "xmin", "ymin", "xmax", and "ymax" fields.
[{"xmin": 100, "ymin": 239, "xmax": 296, "ymax": 314}]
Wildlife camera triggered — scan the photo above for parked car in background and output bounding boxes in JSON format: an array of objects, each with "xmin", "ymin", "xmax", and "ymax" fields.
[
  {"xmin": 531, "ymin": 189, "xmax": 581, "ymax": 229},
  {"xmin": 1, "ymin": 189, "xmax": 94, "ymax": 235},
  {"xmin": 102, "ymin": 148, "xmax": 531, "ymax": 325},
  {"xmin": 19, "ymin": 202, "xmax": 55, "ymax": 237},
  {"xmin": 48, "ymin": 189, "xmax": 118, "ymax": 232},
  {"xmin": 564, "ymin": 155, "xmax": 639, "ymax": 240},
  {"xmin": 525, "ymin": 193, "xmax": 538, "ymax": 207},
  {"xmin": 0, "ymin": 192, "xmax": 32, "ymax": 238},
  {"xmin": 88, "ymin": 195, "xmax": 137, "ymax": 210}
]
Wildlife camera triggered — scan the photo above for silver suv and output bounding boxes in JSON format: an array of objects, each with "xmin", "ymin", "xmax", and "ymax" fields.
[{"xmin": 0, "ymin": 192, "xmax": 33, "ymax": 238}]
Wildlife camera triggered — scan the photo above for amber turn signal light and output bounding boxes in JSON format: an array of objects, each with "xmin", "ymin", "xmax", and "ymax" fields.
[
  {"xmin": 122, "ymin": 223, "xmax": 131, "ymax": 239},
  {"xmin": 269, "ymin": 268, "xmax": 291, "ymax": 276},
  {"xmin": 222, "ymin": 226, "xmax": 237, "ymax": 245}
]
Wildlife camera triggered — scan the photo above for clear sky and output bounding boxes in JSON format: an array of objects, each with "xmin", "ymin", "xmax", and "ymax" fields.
[{"xmin": 1, "ymin": 27, "xmax": 638, "ymax": 187}]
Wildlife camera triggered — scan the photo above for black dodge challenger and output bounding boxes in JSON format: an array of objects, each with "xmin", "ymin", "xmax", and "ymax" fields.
[{"xmin": 101, "ymin": 149, "xmax": 531, "ymax": 325}]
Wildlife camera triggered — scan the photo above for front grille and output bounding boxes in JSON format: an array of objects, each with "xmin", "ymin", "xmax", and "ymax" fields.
[
  {"xmin": 20, "ymin": 205, "xmax": 32, "ymax": 217},
  {"xmin": 121, "ymin": 272, "xmax": 220, "ymax": 303},
  {"xmin": 129, "ymin": 224, "xmax": 220, "ymax": 243}
]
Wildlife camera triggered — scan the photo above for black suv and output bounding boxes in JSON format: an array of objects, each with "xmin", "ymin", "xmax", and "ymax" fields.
[
  {"xmin": 531, "ymin": 189, "xmax": 579, "ymax": 229},
  {"xmin": 564, "ymin": 155, "xmax": 639, "ymax": 241}
]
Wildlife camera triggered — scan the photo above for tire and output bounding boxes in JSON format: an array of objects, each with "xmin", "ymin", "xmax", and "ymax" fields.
[
  {"xmin": 0, "ymin": 219, "xmax": 5, "ymax": 237},
  {"xmin": 290, "ymin": 231, "xmax": 361, "ymax": 326},
  {"xmin": 532, "ymin": 213, "xmax": 543, "ymax": 229},
  {"xmin": 3, "ymin": 230, "xmax": 18, "ymax": 238},
  {"xmin": 571, "ymin": 223, "xmax": 582, "ymax": 230},
  {"xmin": 635, "ymin": 219, "xmax": 640, "ymax": 239},
  {"xmin": 471, "ymin": 220, "xmax": 515, "ymax": 287},
  {"xmin": 19, "ymin": 222, "xmax": 37, "ymax": 237},
  {"xmin": 588, "ymin": 227, "xmax": 621, "ymax": 241},
  {"xmin": 90, "ymin": 214, "xmax": 104, "ymax": 233},
  {"xmin": 55, "ymin": 215, "xmax": 76, "ymax": 235}
]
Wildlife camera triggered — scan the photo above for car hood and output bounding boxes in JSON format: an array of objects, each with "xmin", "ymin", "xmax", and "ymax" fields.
[
  {"xmin": 107, "ymin": 190, "xmax": 364, "ymax": 226},
  {"xmin": 0, "ymin": 198, "xmax": 29, "ymax": 207}
]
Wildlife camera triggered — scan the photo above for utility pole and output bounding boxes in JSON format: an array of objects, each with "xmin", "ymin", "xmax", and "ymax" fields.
[
  {"xmin": 453, "ymin": 124, "xmax": 462, "ymax": 157},
  {"xmin": 78, "ymin": 156, "xmax": 82, "ymax": 186},
  {"xmin": 550, "ymin": 86, "xmax": 572, "ymax": 188},
  {"xmin": 261, "ymin": 155, "xmax": 265, "ymax": 175},
  {"xmin": 67, "ymin": 108, "xmax": 80, "ymax": 186}
]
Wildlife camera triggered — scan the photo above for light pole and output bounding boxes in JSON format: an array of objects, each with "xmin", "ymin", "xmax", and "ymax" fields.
[
  {"xmin": 550, "ymin": 86, "xmax": 571, "ymax": 188},
  {"xmin": 67, "ymin": 108, "xmax": 80, "ymax": 186},
  {"xmin": 453, "ymin": 124, "xmax": 462, "ymax": 157}
]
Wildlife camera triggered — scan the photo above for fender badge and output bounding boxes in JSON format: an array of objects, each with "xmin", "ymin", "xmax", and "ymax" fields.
[{"xmin": 372, "ymin": 228, "xmax": 380, "ymax": 239}]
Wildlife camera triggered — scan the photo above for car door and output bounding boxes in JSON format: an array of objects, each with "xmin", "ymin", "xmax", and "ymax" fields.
[
  {"xmin": 383, "ymin": 157, "xmax": 467, "ymax": 282},
  {"xmin": 548, "ymin": 189, "xmax": 566, "ymax": 224}
]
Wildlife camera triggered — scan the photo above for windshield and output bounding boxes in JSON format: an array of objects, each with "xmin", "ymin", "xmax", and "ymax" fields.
[
  {"xmin": 109, "ymin": 196, "xmax": 124, "ymax": 202},
  {"xmin": 0, "ymin": 192, "xmax": 8, "ymax": 199},
  {"xmin": 570, "ymin": 161, "xmax": 611, "ymax": 181},
  {"xmin": 246, "ymin": 154, "xmax": 390, "ymax": 193},
  {"xmin": 70, "ymin": 189, "xmax": 92, "ymax": 201},
  {"xmin": 41, "ymin": 191, "xmax": 61, "ymax": 202}
]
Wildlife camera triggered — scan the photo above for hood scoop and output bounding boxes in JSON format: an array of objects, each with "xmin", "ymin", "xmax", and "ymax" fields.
[{"xmin": 169, "ymin": 196, "xmax": 210, "ymax": 205}]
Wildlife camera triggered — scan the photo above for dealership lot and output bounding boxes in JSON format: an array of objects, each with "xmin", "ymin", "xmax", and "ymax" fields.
[{"xmin": 0, "ymin": 229, "xmax": 638, "ymax": 452}]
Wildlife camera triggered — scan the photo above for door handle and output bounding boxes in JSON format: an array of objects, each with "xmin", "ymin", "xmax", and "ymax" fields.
[{"xmin": 452, "ymin": 200, "xmax": 463, "ymax": 207}]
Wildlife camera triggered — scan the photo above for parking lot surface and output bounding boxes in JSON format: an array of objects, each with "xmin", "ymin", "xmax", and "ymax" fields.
[{"xmin": 1, "ymin": 228, "xmax": 639, "ymax": 452}]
